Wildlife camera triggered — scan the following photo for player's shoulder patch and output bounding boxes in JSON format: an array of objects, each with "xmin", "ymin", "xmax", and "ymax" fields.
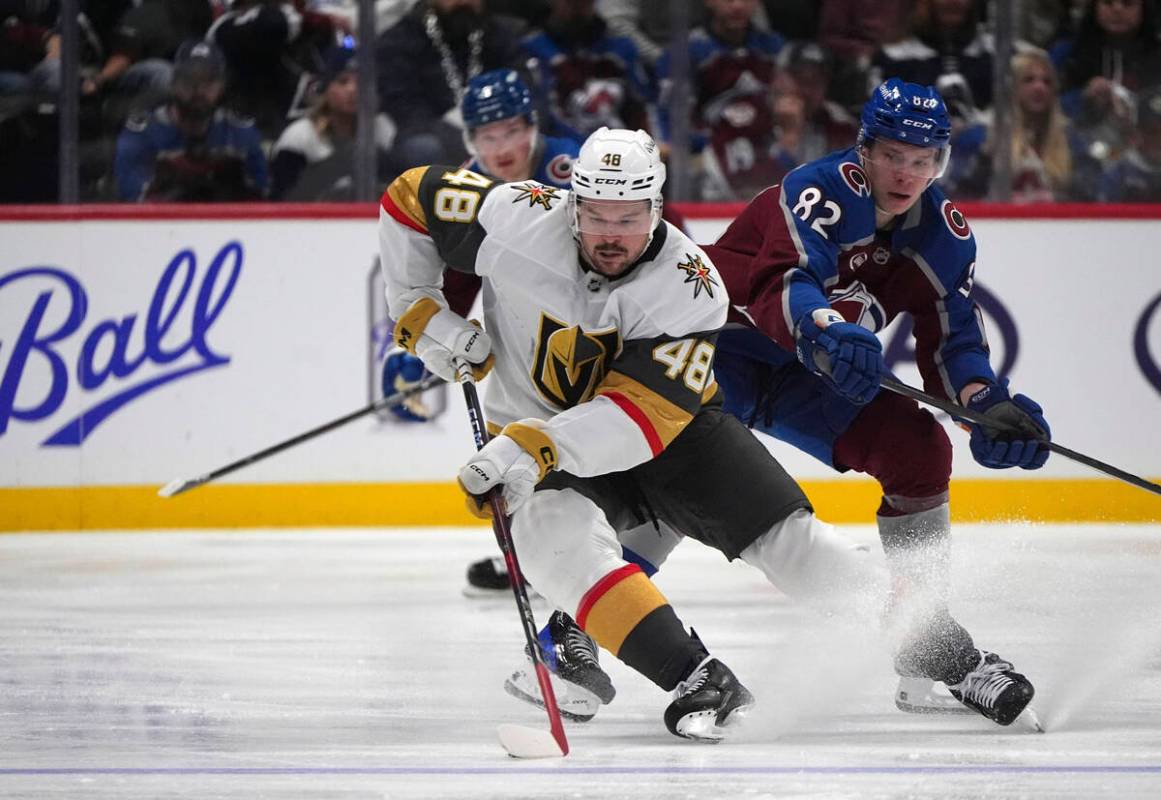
[
  {"xmin": 838, "ymin": 160, "xmax": 871, "ymax": 198},
  {"xmin": 940, "ymin": 198, "xmax": 971, "ymax": 240},
  {"xmin": 674, "ymin": 250, "xmax": 720, "ymax": 300},
  {"xmin": 507, "ymin": 180, "xmax": 560, "ymax": 210}
]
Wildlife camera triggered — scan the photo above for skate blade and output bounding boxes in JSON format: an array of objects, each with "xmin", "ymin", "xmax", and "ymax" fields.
[
  {"xmin": 894, "ymin": 683, "xmax": 974, "ymax": 715},
  {"xmin": 1016, "ymin": 706, "xmax": 1045, "ymax": 733},
  {"xmin": 504, "ymin": 670, "xmax": 599, "ymax": 722},
  {"xmin": 674, "ymin": 701, "xmax": 755, "ymax": 743}
]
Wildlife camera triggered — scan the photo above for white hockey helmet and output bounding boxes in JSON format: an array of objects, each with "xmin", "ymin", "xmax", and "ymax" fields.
[{"xmin": 569, "ymin": 127, "xmax": 666, "ymax": 240}]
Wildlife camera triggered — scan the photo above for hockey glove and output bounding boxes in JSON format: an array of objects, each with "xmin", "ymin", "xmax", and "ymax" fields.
[
  {"xmin": 457, "ymin": 421, "xmax": 558, "ymax": 518},
  {"xmin": 796, "ymin": 308, "xmax": 884, "ymax": 404},
  {"xmin": 381, "ymin": 350, "xmax": 433, "ymax": 422},
  {"xmin": 962, "ymin": 380, "xmax": 1051, "ymax": 469},
  {"xmin": 394, "ymin": 297, "xmax": 494, "ymax": 383}
]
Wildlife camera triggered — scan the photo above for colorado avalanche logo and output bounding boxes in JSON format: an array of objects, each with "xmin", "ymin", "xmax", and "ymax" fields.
[
  {"xmin": 941, "ymin": 199, "xmax": 971, "ymax": 240},
  {"xmin": 829, "ymin": 281, "xmax": 887, "ymax": 332},
  {"xmin": 839, "ymin": 162, "xmax": 870, "ymax": 197},
  {"xmin": 511, "ymin": 182, "xmax": 559, "ymax": 210},
  {"xmin": 546, "ymin": 154, "xmax": 572, "ymax": 184}
]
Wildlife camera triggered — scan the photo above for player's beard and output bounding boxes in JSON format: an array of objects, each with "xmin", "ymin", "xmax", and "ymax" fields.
[{"xmin": 586, "ymin": 242, "xmax": 633, "ymax": 276}]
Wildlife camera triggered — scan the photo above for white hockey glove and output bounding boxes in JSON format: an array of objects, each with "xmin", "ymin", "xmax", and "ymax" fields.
[
  {"xmin": 393, "ymin": 297, "xmax": 493, "ymax": 383},
  {"xmin": 457, "ymin": 421, "xmax": 558, "ymax": 518}
]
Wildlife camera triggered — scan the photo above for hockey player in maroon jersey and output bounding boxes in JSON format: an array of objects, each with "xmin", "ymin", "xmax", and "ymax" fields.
[{"xmin": 699, "ymin": 78, "xmax": 1050, "ymax": 728}]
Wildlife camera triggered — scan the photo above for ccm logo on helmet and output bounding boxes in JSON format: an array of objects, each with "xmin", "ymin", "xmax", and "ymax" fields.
[
  {"xmin": 593, "ymin": 177, "xmax": 629, "ymax": 185},
  {"xmin": 902, "ymin": 118, "xmax": 933, "ymax": 129}
]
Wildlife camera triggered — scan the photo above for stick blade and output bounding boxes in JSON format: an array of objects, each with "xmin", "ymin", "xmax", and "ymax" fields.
[
  {"xmin": 497, "ymin": 724, "xmax": 567, "ymax": 759},
  {"xmin": 158, "ymin": 477, "xmax": 198, "ymax": 498}
]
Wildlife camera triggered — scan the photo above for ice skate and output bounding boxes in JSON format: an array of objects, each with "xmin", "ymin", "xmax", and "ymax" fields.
[
  {"xmin": 663, "ymin": 656, "xmax": 755, "ymax": 742},
  {"xmin": 504, "ymin": 611, "xmax": 615, "ymax": 722},
  {"xmin": 947, "ymin": 650, "xmax": 1035, "ymax": 727},
  {"xmin": 894, "ymin": 675, "xmax": 973, "ymax": 715},
  {"xmin": 463, "ymin": 556, "xmax": 538, "ymax": 598}
]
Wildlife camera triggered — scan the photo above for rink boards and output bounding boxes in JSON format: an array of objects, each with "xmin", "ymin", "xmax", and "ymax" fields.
[{"xmin": 1, "ymin": 203, "xmax": 1158, "ymax": 530}]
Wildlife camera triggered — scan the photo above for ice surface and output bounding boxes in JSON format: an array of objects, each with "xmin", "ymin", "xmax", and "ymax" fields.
[{"xmin": 1, "ymin": 523, "xmax": 1160, "ymax": 799}]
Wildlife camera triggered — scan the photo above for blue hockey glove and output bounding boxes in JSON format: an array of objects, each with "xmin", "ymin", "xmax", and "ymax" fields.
[
  {"xmin": 381, "ymin": 350, "xmax": 433, "ymax": 422},
  {"xmin": 962, "ymin": 380, "xmax": 1050, "ymax": 469},
  {"xmin": 796, "ymin": 308, "xmax": 884, "ymax": 404}
]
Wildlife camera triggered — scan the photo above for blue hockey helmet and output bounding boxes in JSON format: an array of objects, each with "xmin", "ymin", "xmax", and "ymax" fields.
[
  {"xmin": 859, "ymin": 78, "xmax": 951, "ymax": 148},
  {"xmin": 461, "ymin": 69, "xmax": 535, "ymax": 131}
]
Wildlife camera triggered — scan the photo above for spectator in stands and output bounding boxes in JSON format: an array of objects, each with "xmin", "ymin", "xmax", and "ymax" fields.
[
  {"xmin": 375, "ymin": 0, "xmax": 525, "ymax": 168},
  {"xmin": 1054, "ymin": 0, "xmax": 1161, "ymax": 121},
  {"xmin": 775, "ymin": 41, "xmax": 857, "ymax": 163},
  {"xmin": 521, "ymin": 0, "xmax": 654, "ymax": 141},
  {"xmin": 597, "ymin": 0, "xmax": 709, "ymax": 67},
  {"xmin": 114, "ymin": 39, "xmax": 267, "ymax": 201},
  {"xmin": 656, "ymin": 0, "xmax": 782, "ymax": 162},
  {"xmin": 758, "ymin": 0, "xmax": 819, "ymax": 40},
  {"xmin": 942, "ymin": 48, "xmax": 1099, "ymax": 202},
  {"xmin": 1099, "ymin": 85, "xmax": 1161, "ymax": 200},
  {"xmin": 209, "ymin": 0, "xmax": 337, "ymax": 140},
  {"xmin": 305, "ymin": 0, "xmax": 422, "ymax": 37},
  {"xmin": 0, "ymin": 0, "xmax": 58, "ymax": 97},
  {"xmin": 872, "ymin": 0, "xmax": 996, "ymax": 110},
  {"xmin": 83, "ymin": 0, "xmax": 213, "ymax": 122},
  {"xmin": 21, "ymin": 1, "xmax": 136, "ymax": 97},
  {"xmin": 1019, "ymin": 0, "xmax": 1076, "ymax": 50},
  {"xmin": 817, "ymin": 0, "xmax": 912, "ymax": 109},
  {"xmin": 269, "ymin": 45, "xmax": 398, "ymax": 200}
]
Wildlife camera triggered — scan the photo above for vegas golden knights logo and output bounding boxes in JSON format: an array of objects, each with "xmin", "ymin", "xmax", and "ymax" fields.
[{"xmin": 532, "ymin": 313, "xmax": 621, "ymax": 409}]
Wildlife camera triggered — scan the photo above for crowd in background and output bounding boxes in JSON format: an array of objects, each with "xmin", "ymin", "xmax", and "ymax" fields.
[{"xmin": 2, "ymin": 0, "xmax": 1160, "ymax": 204}]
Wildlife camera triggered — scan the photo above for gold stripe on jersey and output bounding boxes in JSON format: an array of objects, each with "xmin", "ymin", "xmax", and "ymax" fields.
[
  {"xmin": 383, "ymin": 166, "xmax": 431, "ymax": 232},
  {"xmin": 577, "ymin": 564, "xmax": 668, "ymax": 656},
  {"xmin": 595, "ymin": 370, "xmax": 694, "ymax": 452},
  {"xmin": 501, "ymin": 421, "xmax": 558, "ymax": 479},
  {"xmin": 393, "ymin": 296, "xmax": 441, "ymax": 353}
]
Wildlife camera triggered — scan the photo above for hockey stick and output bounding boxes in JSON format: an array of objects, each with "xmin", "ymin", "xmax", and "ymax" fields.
[
  {"xmin": 158, "ymin": 374, "xmax": 445, "ymax": 498},
  {"xmin": 455, "ymin": 361, "xmax": 569, "ymax": 759},
  {"xmin": 881, "ymin": 376, "xmax": 1161, "ymax": 497}
]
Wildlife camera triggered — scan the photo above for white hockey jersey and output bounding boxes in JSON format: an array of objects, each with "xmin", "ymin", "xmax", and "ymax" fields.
[{"xmin": 379, "ymin": 166, "xmax": 727, "ymax": 478}]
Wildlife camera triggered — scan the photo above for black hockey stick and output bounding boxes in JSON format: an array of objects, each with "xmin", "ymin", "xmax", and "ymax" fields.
[
  {"xmin": 881, "ymin": 376, "xmax": 1161, "ymax": 497},
  {"xmin": 456, "ymin": 361, "xmax": 569, "ymax": 758},
  {"xmin": 158, "ymin": 373, "xmax": 445, "ymax": 497}
]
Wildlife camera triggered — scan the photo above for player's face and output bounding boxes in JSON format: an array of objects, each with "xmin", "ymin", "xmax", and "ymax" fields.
[
  {"xmin": 862, "ymin": 140, "xmax": 940, "ymax": 215},
  {"xmin": 471, "ymin": 118, "xmax": 535, "ymax": 182},
  {"xmin": 575, "ymin": 198, "xmax": 654, "ymax": 277}
]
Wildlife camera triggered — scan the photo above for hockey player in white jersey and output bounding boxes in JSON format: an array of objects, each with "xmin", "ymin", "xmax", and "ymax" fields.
[{"xmin": 379, "ymin": 127, "xmax": 885, "ymax": 741}]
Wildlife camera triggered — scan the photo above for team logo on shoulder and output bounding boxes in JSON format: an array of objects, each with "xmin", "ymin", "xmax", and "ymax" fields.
[
  {"xmin": 839, "ymin": 162, "xmax": 871, "ymax": 197},
  {"xmin": 547, "ymin": 154, "xmax": 572, "ymax": 184},
  {"xmin": 676, "ymin": 253, "xmax": 719, "ymax": 299},
  {"xmin": 531, "ymin": 313, "xmax": 620, "ymax": 409},
  {"xmin": 941, "ymin": 199, "xmax": 971, "ymax": 240},
  {"xmin": 511, "ymin": 182, "xmax": 559, "ymax": 210}
]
